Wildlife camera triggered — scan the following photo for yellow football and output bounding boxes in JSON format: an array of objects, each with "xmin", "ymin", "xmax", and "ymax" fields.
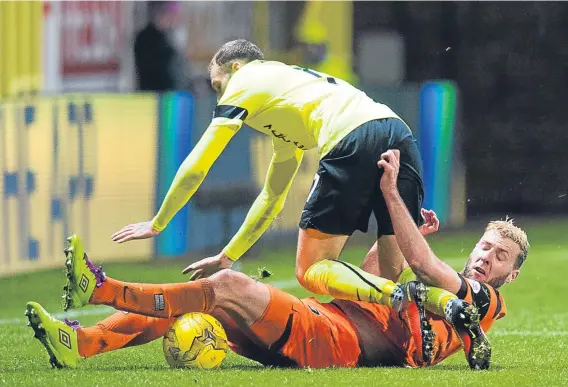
[{"xmin": 163, "ymin": 312, "xmax": 228, "ymax": 369}]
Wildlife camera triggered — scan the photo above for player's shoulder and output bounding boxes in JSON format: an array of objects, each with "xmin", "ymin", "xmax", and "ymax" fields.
[
  {"xmin": 457, "ymin": 274, "xmax": 506, "ymax": 320},
  {"xmin": 223, "ymin": 60, "xmax": 288, "ymax": 93},
  {"xmin": 217, "ymin": 61, "xmax": 295, "ymax": 111},
  {"xmin": 233, "ymin": 60, "xmax": 289, "ymax": 78},
  {"xmin": 457, "ymin": 273, "xmax": 497, "ymax": 297}
]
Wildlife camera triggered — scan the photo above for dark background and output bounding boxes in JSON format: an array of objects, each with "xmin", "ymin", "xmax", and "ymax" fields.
[{"xmin": 320, "ymin": 2, "xmax": 568, "ymax": 217}]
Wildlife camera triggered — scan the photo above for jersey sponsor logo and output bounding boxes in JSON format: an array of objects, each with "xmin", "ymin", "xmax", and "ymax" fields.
[
  {"xmin": 466, "ymin": 278, "xmax": 482, "ymax": 294},
  {"xmin": 263, "ymin": 124, "xmax": 306, "ymax": 149}
]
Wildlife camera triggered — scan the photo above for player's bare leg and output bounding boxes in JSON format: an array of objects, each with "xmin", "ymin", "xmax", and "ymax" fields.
[
  {"xmin": 297, "ymin": 228, "xmax": 420, "ymax": 312},
  {"xmin": 375, "ymin": 236, "xmax": 410, "ymax": 281},
  {"xmin": 295, "ymin": 228, "xmax": 349, "ymax": 280},
  {"xmin": 297, "ymin": 228, "xmax": 433, "ymax": 362},
  {"xmin": 359, "ymin": 241, "xmax": 380, "ymax": 275}
]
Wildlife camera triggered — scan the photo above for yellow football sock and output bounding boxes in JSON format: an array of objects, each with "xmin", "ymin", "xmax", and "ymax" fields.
[
  {"xmin": 303, "ymin": 259, "xmax": 398, "ymax": 308},
  {"xmin": 426, "ymin": 287, "xmax": 457, "ymax": 316},
  {"xmin": 397, "ymin": 267, "xmax": 457, "ymax": 317}
]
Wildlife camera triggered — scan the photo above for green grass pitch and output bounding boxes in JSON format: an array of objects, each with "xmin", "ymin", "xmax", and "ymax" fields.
[{"xmin": 1, "ymin": 219, "xmax": 567, "ymax": 386}]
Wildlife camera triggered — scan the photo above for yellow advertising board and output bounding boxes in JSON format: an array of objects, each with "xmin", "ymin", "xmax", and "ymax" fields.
[{"xmin": 0, "ymin": 95, "xmax": 158, "ymax": 276}]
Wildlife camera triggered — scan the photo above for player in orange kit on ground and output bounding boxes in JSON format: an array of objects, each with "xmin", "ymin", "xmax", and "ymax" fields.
[{"xmin": 26, "ymin": 150, "xmax": 528, "ymax": 370}]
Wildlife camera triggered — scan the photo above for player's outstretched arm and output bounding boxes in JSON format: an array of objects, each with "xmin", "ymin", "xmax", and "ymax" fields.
[
  {"xmin": 224, "ymin": 147, "xmax": 303, "ymax": 258},
  {"xmin": 378, "ymin": 150, "xmax": 461, "ymax": 293},
  {"xmin": 183, "ymin": 145, "xmax": 303, "ymax": 279},
  {"xmin": 111, "ymin": 123, "xmax": 238, "ymax": 244}
]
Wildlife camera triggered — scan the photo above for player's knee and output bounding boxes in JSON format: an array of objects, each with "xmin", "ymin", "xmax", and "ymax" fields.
[
  {"xmin": 295, "ymin": 254, "xmax": 318, "ymax": 287},
  {"xmin": 296, "ymin": 260, "xmax": 329, "ymax": 294},
  {"xmin": 210, "ymin": 269, "xmax": 242, "ymax": 287},
  {"xmin": 210, "ymin": 269, "xmax": 255, "ymax": 297},
  {"xmin": 295, "ymin": 263, "xmax": 310, "ymax": 288},
  {"xmin": 297, "ymin": 260, "xmax": 334, "ymax": 295}
]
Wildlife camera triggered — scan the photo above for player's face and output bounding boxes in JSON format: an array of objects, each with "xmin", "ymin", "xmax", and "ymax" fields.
[
  {"xmin": 209, "ymin": 62, "xmax": 231, "ymax": 101},
  {"xmin": 210, "ymin": 60, "xmax": 245, "ymax": 102},
  {"xmin": 463, "ymin": 230, "xmax": 521, "ymax": 288}
]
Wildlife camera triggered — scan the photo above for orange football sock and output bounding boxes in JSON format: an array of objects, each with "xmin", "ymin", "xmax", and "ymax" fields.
[
  {"xmin": 77, "ymin": 312, "xmax": 175, "ymax": 358},
  {"xmin": 90, "ymin": 277, "xmax": 216, "ymax": 318}
]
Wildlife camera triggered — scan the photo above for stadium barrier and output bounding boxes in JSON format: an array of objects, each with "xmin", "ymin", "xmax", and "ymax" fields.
[
  {"xmin": 0, "ymin": 83, "xmax": 465, "ymax": 276},
  {"xmin": 419, "ymin": 81, "xmax": 466, "ymax": 226},
  {"xmin": 0, "ymin": 94, "xmax": 158, "ymax": 276}
]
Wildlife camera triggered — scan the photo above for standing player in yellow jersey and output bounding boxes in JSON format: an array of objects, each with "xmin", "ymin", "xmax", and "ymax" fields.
[
  {"xmin": 112, "ymin": 39, "xmax": 423, "ymax": 305},
  {"xmin": 110, "ymin": 40, "xmax": 480, "ymax": 366}
]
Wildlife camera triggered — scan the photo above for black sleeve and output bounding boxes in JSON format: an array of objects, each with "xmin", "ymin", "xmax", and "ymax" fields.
[
  {"xmin": 456, "ymin": 274, "xmax": 493, "ymax": 320},
  {"xmin": 492, "ymin": 291, "xmax": 503, "ymax": 320},
  {"xmin": 456, "ymin": 274, "xmax": 468, "ymax": 299}
]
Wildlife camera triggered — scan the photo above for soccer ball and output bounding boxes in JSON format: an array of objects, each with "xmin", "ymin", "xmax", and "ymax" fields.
[{"xmin": 163, "ymin": 312, "xmax": 228, "ymax": 369}]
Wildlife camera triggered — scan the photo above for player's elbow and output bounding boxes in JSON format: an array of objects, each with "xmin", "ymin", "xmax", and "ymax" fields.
[
  {"xmin": 272, "ymin": 200, "xmax": 286, "ymax": 218},
  {"xmin": 259, "ymin": 190, "xmax": 286, "ymax": 216},
  {"xmin": 179, "ymin": 171, "xmax": 205, "ymax": 190}
]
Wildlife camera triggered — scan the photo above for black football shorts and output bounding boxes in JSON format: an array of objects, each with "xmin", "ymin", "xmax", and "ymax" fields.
[{"xmin": 299, "ymin": 118, "xmax": 424, "ymax": 237}]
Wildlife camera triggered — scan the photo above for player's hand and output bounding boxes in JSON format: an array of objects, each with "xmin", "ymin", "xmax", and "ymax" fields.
[
  {"xmin": 378, "ymin": 149, "xmax": 400, "ymax": 196},
  {"xmin": 111, "ymin": 221, "xmax": 159, "ymax": 243},
  {"xmin": 182, "ymin": 252, "xmax": 234, "ymax": 281},
  {"xmin": 419, "ymin": 208, "xmax": 440, "ymax": 236}
]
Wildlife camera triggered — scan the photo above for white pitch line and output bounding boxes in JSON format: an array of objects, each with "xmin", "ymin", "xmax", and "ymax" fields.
[
  {"xmin": 0, "ymin": 307, "xmax": 114, "ymax": 326},
  {"xmin": 2, "ymin": 304, "xmax": 568, "ymax": 338},
  {"xmin": 2, "ymin": 308, "xmax": 567, "ymax": 338},
  {"xmin": 491, "ymin": 330, "xmax": 568, "ymax": 337},
  {"xmin": 267, "ymin": 279, "xmax": 300, "ymax": 289}
]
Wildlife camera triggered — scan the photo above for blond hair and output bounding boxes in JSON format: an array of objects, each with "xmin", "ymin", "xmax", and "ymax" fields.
[{"xmin": 486, "ymin": 218, "xmax": 530, "ymax": 269}]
